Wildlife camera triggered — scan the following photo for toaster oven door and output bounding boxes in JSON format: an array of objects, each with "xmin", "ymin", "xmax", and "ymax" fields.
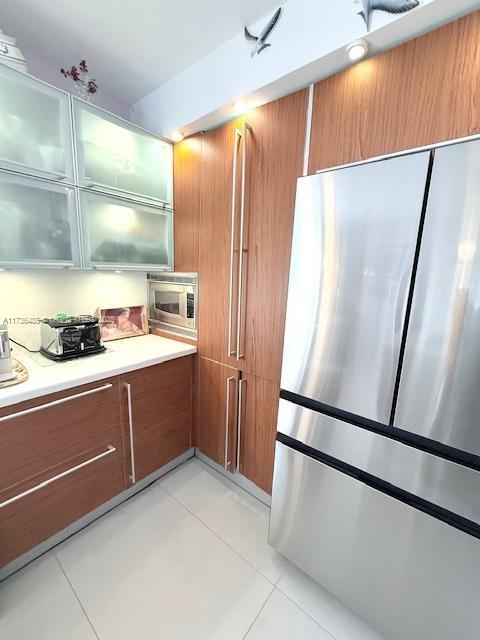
[{"xmin": 149, "ymin": 283, "xmax": 196, "ymax": 330}]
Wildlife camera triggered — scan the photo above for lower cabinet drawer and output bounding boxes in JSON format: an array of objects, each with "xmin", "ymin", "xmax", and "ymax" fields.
[
  {"xmin": 0, "ymin": 380, "xmax": 126, "ymax": 566},
  {"xmin": 0, "ymin": 443, "xmax": 124, "ymax": 566},
  {"xmin": 0, "ymin": 381, "xmax": 121, "ymax": 491}
]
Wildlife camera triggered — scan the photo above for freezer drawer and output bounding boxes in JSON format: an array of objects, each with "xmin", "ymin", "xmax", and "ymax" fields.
[
  {"xmin": 277, "ymin": 399, "xmax": 480, "ymax": 526},
  {"xmin": 270, "ymin": 442, "xmax": 480, "ymax": 640},
  {"xmin": 281, "ymin": 151, "xmax": 431, "ymax": 423},
  {"xmin": 394, "ymin": 139, "xmax": 480, "ymax": 457}
]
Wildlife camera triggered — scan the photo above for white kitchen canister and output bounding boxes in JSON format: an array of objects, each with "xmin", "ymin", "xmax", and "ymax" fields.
[{"xmin": 0, "ymin": 29, "xmax": 27, "ymax": 73}]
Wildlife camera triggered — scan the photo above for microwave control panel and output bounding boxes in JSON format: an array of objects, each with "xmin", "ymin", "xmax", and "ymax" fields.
[{"xmin": 187, "ymin": 293, "xmax": 195, "ymax": 319}]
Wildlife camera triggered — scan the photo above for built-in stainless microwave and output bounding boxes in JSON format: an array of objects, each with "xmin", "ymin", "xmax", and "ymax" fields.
[{"xmin": 147, "ymin": 273, "xmax": 197, "ymax": 339}]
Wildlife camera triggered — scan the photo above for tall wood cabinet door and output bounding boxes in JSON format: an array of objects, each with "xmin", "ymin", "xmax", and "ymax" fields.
[
  {"xmin": 198, "ymin": 120, "xmax": 243, "ymax": 368},
  {"xmin": 173, "ymin": 135, "xmax": 202, "ymax": 272},
  {"xmin": 237, "ymin": 372, "xmax": 280, "ymax": 494},
  {"xmin": 121, "ymin": 357, "xmax": 193, "ymax": 483},
  {"xmin": 197, "ymin": 356, "xmax": 239, "ymax": 471},
  {"xmin": 237, "ymin": 90, "xmax": 308, "ymax": 382}
]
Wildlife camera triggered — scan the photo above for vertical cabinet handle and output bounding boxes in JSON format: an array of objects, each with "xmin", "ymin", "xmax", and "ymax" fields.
[
  {"xmin": 224, "ymin": 376, "xmax": 236, "ymax": 469},
  {"xmin": 124, "ymin": 382, "xmax": 136, "ymax": 484},
  {"xmin": 228, "ymin": 128, "xmax": 243, "ymax": 358},
  {"xmin": 236, "ymin": 122, "xmax": 252, "ymax": 360},
  {"xmin": 236, "ymin": 378, "xmax": 246, "ymax": 472}
]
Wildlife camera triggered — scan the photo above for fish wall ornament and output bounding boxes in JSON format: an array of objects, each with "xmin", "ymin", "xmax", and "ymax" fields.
[
  {"xmin": 356, "ymin": 0, "xmax": 420, "ymax": 31},
  {"xmin": 244, "ymin": 7, "xmax": 282, "ymax": 56}
]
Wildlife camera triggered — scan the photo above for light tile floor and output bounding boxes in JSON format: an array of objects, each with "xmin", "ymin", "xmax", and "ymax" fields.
[{"xmin": 0, "ymin": 458, "xmax": 384, "ymax": 639}]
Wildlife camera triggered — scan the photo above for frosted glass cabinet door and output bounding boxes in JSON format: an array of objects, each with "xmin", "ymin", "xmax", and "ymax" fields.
[
  {"xmin": 79, "ymin": 191, "xmax": 173, "ymax": 270},
  {"xmin": 0, "ymin": 65, "xmax": 74, "ymax": 181},
  {"xmin": 0, "ymin": 171, "xmax": 80, "ymax": 267},
  {"xmin": 73, "ymin": 99, "xmax": 173, "ymax": 204}
]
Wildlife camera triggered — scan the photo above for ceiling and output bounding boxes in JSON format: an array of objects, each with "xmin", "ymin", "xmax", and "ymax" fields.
[{"xmin": 0, "ymin": 0, "xmax": 282, "ymax": 104}]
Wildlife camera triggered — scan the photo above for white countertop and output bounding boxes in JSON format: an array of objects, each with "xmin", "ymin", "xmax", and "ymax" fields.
[{"xmin": 0, "ymin": 334, "xmax": 196, "ymax": 409}]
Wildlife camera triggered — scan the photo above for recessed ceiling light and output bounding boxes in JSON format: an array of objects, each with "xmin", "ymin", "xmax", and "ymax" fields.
[
  {"xmin": 170, "ymin": 131, "xmax": 184, "ymax": 143},
  {"xmin": 346, "ymin": 39, "xmax": 369, "ymax": 62},
  {"xmin": 233, "ymin": 100, "xmax": 250, "ymax": 114}
]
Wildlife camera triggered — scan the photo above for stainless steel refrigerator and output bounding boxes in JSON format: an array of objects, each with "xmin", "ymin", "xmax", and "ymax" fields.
[{"xmin": 270, "ymin": 139, "xmax": 480, "ymax": 640}]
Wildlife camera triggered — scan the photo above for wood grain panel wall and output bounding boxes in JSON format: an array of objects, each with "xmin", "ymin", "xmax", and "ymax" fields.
[
  {"xmin": 173, "ymin": 135, "xmax": 202, "ymax": 272},
  {"xmin": 308, "ymin": 10, "xmax": 480, "ymax": 173}
]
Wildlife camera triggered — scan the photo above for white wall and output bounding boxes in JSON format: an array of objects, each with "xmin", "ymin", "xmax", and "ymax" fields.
[
  {"xmin": 0, "ymin": 270, "xmax": 148, "ymax": 350},
  {"xmin": 132, "ymin": 0, "xmax": 476, "ymax": 138},
  {"xmin": 23, "ymin": 48, "xmax": 132, "ymax": 120}
]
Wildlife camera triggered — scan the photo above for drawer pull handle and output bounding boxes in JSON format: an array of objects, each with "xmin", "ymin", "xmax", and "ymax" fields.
[
  {"xmin": 0, "ymin": 446, "xmax": 116, "ymax": 509},
  {"xmin": 236, "ymin": 122, "xmax": 251, "ymax": 361},
  {"xmin": 224, "ymin": 376, "xmax": 236, "ymax": 469},
  {"xmin": 124, "ymin": 382, "xmax": 136, "ymax": 484},
  {"xmin": 0, "ymin": 384, "xmax": 113, "ymax": 423},
  {"xmin": 236, "ymin": 378, "xmax": 246, "ymax": 472},
  {"xmin": 228, "ymin": 127, "xmax": 242, "ymax": 358}
]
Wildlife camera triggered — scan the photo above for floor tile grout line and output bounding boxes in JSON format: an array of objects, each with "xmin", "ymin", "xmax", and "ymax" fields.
[
  {"xmin": 274, "ymin": 584, "xmax": 338, "ymax": 640},
  {"xmin": 161, "ymin": 483, "xmax": 280, "ymax": 587},
  {"xmin": 176, "ymin": 464, "xmax": 352, "ymax": 640},
  {"xmin": 193, "ymin": 455, "xmax": 271, "ymax": 509},
  {"xmin": 275, "ymin": 566, "xmax": 286, "ymax": 586},
  {"xmin": 52, "ymin": 551, "xmax": 102, "ymax": 640},
  {"xmin": 0, "ymin": 469, "xmax": 178, "ymax": 586},
  {"xmin": 240, "ymin": 584, "xmax": 276, "ymax": 640}
]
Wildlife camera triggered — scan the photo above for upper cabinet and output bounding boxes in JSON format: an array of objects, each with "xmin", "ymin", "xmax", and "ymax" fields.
[
  {"xmin": 0, "ymin": 65, "xmax": 174, "ymax": 271},
  {"xmin": 0, "ymin": 64, "xmax": 74, "ymax": 182},
  {"xmin": 79, "ymin": 190, "xmax": 173, "ymax": 270},
  {"xmin": 0, "ymin": 171, "xmax": 80, "ymax": 268},
  {"xmin": 73, "ymin": 99, "xmax": 173, "ymax": 205}
]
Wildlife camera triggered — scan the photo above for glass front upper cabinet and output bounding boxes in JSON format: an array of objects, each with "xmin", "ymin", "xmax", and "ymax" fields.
[
  {"xmin": 73, "ymin": 99, "xmax": 173, "ymax": 205},
  {"xmin": 0, "ymin": 65, "xmax": 74, "ymax": 182},
  {"xmin": 0, "ymin": 171, "xmax": 80, "ymax": 268},
  {"xmin": 79, "ymin": 190, "xmax": 173, "ymax": 270}
]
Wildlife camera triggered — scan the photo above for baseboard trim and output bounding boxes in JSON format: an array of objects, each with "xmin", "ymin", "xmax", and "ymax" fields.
[
  {"xmin": 195, "ymin": 450, "xmax": 271, "ymax": 506},
  {"xmin": 0, "ymin": 448, "xmax": 195, "ymax": 582}
]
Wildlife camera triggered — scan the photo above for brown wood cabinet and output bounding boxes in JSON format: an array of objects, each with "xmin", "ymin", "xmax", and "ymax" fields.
[
  {"xmin": 0, "ymin": 380, "xmax": 125, "ymax": 566},
  {"xmin": 197, "ymin": 120, "xmax": 243, "ymax": 369},
  {"xmin": 173, "ymin": 135, "xmax": 202, "ymax": 272},
  {"xmin": 174, "ymin": 91, "xmax": 308, "ymax": 493},
  {"xmin": 196, "ymin": 356, "xmax": 239, "ymax": 470},
  {"xmin": 238, "ymin": 91, "xmax": 307, "ymax": 381},
  {"xmin": 120, "ymin": 357, "xmax": 193, "ymax": 483},
  {"xmin": 195, "ymin": 359, "xmax": 279, "ymax": 493},
  {"xmin": 197, "ymin": 91, "xmax": 307, "ymax": 381},
  {"xmin": 0, "ymin": 356, "xmax": 193, "ymax": 567},
  {"xmin": 237, "ymin": 372, "xmax": 279, "ymax": 494},
  {"xmin": 308, "ymin": 11, "xmax": 480, "ymax": 173}
]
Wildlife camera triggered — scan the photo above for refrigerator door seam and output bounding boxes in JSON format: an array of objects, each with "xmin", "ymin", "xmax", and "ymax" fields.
[{"xmin": 389, "ymin": 150, "xmax": 436, "ymax": 426}]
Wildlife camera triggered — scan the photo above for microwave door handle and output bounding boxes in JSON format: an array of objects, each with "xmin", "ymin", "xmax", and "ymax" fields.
[{"xmin": 179, "ymin": 291, "xmax": 188, "ymax": 319}]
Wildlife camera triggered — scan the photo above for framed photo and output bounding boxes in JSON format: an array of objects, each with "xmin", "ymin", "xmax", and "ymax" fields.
[{"xmin": 97, "ymin": 305, "xmax": 148, "ymax": 342}]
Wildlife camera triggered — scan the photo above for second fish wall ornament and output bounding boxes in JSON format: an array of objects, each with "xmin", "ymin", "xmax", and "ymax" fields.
[
  {"xmin": 244, "ymin": 7, "xmax": 282, "ymax": 56},
  {"xmin": 356, "ymin": 0, "xmax": 420, "ymax": 31}
]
